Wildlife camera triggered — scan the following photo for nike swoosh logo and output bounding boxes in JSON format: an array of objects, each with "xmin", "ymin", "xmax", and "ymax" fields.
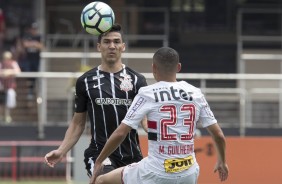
[
  {"xmin": 88, "ymin": 8, "xmax": 102, "ymax": 20},
  {"xmin": 93, "ymin": 83, "xmax": 104, "ymax": 88}
]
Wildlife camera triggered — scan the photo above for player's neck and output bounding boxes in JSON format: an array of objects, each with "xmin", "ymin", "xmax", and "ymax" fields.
[
  {"xmin": 158, "ymin": 79, "xmax": 177, "ymax": 82},
  {"xmin": 98, "ymin": 63, "xmax": 124, "ymax": 73},
  {"xmin": 157, "ymin": 77, "xmax": 177, "ymax": 82},
  {"xmin": 156, "ymin": 73, "xmax": 177, "ymax": 82}
]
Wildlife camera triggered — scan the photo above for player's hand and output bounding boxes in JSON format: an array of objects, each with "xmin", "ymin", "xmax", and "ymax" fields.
[
  {"xmin": 89, "ymin": 162, "xmax": 104, "ymax": 184},
  {"xmin": 214, "ymin": 161, "xmax": 229, "ymax": 181},
  {"xmin": 44, "ymin": 150, "xmax": 64, "ymax": 168}
]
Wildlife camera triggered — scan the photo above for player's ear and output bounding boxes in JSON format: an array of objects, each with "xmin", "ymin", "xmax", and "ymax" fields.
[
  {"xmin": 97, "ymin": 43, "xmax": 101, "ymax": 51},
  {"xmin": 177, "ymin": 63, "xmax": 181, "ymax": 72},
  {"xmin": 122, "ymin": 43, "xmax": 125, "ymax": 51},
  {"xmin": 152, "ymin": 63, "xmax": 157, "ymax": 74}
]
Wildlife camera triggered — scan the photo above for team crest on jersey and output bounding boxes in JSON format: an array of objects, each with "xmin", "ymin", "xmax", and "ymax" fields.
[{"xmin": 119, "ymin": 73, "xmax": 133, "ymax": 92}]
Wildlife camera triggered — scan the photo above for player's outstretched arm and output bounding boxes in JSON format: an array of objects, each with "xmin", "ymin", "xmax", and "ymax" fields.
[
  {"xmin": 206, "ymin": 123, "xmax": 229, "ymax": 181},
  {"xmin": 44, "ymin": 112, "xmax": 87, "ymax": 167}
]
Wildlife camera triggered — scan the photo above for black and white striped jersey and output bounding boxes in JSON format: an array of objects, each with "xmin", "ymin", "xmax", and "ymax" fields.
[{"xmin": 75, "ymin": 64, "xmax": 147, "ymax": 161}]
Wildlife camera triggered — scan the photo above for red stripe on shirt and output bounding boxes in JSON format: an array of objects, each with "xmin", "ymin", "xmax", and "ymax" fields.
[{"xmin": 147, "ymin": 121, "xmax": 157, "ymax": 129}]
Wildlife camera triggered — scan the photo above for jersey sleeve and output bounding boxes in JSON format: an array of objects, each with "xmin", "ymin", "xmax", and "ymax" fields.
[
  {"xmin": 74, "ymin": 76, "xmax": 88, "ymax": 112},
  {"xmin": 198, "ymin": 95, "xmax": 217, "ymax": 128},
  {"xmin": 122, "ymin": 91, "xmax": 150, "ymax": 130}
]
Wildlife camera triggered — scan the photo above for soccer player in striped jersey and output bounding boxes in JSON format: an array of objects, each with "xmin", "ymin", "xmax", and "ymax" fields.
[
  {"xmin": 44, "ymin": 24, "xmax": 147, "ymax": 176},
  {"xmin": 90, "ymin": 47, "xmax": 229, "ymax": 184}
]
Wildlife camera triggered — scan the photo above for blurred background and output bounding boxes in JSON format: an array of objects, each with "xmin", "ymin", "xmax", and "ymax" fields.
[{"xmin": 0, "ymin": 0, "xmax": 281, "ymax": 183}]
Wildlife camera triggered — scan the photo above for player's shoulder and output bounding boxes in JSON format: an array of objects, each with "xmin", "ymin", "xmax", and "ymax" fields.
[
  {"xmin": 138, "ymin": 82, "xmax": 163, "ymax": 94},
  {"xmin": 77, "ymin": 67, "xmax": 97, "ymax": 81},
  {"xmin": 124, "ymin": 66, "xmax": 145, "ymax": 78},
  {"xmin": 179, "ymin": 81, "xmax": 202, "ymax": 93},
  {"xmin": 177, "ymin": 81, "xmax": 204, "ymax": 99}
]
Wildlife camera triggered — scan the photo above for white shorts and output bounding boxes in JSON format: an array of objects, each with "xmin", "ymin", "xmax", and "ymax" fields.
[{"xmin": 122, "ymin": 158, "xmax": 200, "ymax": 184}]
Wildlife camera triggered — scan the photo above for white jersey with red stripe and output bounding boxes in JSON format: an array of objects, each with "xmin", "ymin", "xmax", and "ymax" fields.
[{"xmin": 122, "ymin": 81, "xmax": 217, "ymax": 177}]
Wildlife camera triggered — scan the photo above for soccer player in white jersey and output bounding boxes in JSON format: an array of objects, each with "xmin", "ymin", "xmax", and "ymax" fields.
[{"xmin": 90, "ymin": 47, "xmax": 229, "ymax": 184}]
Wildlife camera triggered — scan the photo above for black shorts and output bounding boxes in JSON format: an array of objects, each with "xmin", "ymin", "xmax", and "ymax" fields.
[
  {"xmin": 84, "ymin": 147, "xmax": 143, "ymax": 177},
  {"xmin": 84, "ymin": 156, "xmax": 117, "ymax": 177}
]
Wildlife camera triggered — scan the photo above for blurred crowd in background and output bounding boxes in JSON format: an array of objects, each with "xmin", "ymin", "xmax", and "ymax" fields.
[{"xmin": 0, "ymin": 6, "xmax": 43, "ymax": 124}]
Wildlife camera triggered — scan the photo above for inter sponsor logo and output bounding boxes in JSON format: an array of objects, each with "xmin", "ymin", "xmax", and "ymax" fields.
[
  {"xmin": 153, "ymin": 86, "xmax": 193, "ymax": 102},
  {"xmin": 95, "ymin": 98, "xmax": 132, "ymax": 105}
]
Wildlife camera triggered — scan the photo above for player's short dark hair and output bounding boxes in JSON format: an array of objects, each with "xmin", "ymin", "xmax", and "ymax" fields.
[
  {"xmin": 98, "ymin": 23, "xmax": 123, "ymax": 43},
  {"xmin": 153, "ymin": 47, "xmax": 179, "ymax": 73}
]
